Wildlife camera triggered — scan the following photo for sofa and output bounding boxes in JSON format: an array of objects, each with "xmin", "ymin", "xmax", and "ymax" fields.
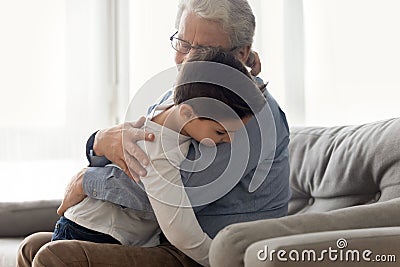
[
  {"xmin": 210, "ymin": 118, "xmax": 400, "ymax": 266},
  {"xmin": 0, "ymin": 200, "xmax": 60, "ymax": 267},
  {"xmin": 1, "ymin": 118, "xmax": 399, "ymax": 266}
]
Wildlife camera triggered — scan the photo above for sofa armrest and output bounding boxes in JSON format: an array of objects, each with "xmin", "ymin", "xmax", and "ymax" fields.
[
  {"xmin": 209, "ymin": 198, "xmax": 400, "ymax": 267},
  {"xmin": 245, "ymin": 227, "xmax": 400, "ymax": 266},
  {"xmin": 0, "ymin": 200, "xmax": 61, "ymax": 237}
]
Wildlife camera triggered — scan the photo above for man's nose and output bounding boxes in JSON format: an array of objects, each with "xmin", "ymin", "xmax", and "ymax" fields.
[{"xmin": 175, "ymin": 52, "xmax": 187, "ymax": 65}]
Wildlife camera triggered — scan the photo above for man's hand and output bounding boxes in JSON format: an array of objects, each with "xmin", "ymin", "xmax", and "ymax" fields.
[
  {"xmin": 57, "ymin": 168, "xmax": 87, "ymax": 216},
  {"xmin": 93, "ymin": 116, "xmax": 155, "ymax": 182},
  {"xmin": 246, "ymin": 51, "xmax": 262, "ymax": 76}
]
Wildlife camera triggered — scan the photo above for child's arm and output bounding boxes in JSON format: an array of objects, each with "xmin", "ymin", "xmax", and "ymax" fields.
[{"xmin": 141, "ymin": 150, "xmax": 212, "ymax": 266}]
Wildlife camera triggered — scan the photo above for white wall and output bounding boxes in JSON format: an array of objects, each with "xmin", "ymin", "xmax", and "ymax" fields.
[
  {"xmin": 129, "ymin": 1, "xmax": 178, "ymax": 95},
  {"xmin": 0, "ymin": 0, "xmax": 117, "ymax": 201},
  {"xmin": 127, "ymin": 1, "xmax": 179, "ymax": 121},
  {"xmin": 0, "ymin": 0, "xmax": 67, "ymax": 129},
  {"xmin": 3, "ymin": 0, "xmax": 399, "ymax": 201},
  {"xmin": 303, "ymin": 0, "xmax": 400, "ymax": 126},
  {"xmin": 250, "ymin": 0, "xmax": 400, "ymax": 127},
  {"xmin": 248, "ymin": 0, "xmax": 287, "ymax": 112}
]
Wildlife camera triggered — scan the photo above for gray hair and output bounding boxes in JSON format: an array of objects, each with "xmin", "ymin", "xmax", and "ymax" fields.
[{"xmin": 175, "ymin": 0, "xmax": 255, "ymax": 48}]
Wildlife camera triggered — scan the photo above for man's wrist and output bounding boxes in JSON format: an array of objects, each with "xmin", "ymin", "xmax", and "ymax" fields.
[
  {"xmin": 86, "ymin": 131, "xmax": 99, "ymax": 161},
  {"xmin": 86, "ymin": 131, "xmax": 112, "ymax": 167}
]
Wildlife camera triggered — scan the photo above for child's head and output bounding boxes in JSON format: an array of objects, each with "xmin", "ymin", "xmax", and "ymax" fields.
[{"xmin": 173, "ymin": 47, "xmax": 265, "ymax": 146}]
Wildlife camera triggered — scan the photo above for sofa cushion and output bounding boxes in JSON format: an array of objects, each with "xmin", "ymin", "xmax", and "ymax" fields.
[
  {"xmin": 244, "ymin": 227, "xmax": 400, "ymax": 267},
  {"xmin": 288, "ymin": 118, "xmax": 400, "ymax": 214},
  {"xmin": 210, "ymin": 198, "xmax": 400, "ymax": 267},
  {"xmin": 0, "ymin": 200, "xmax": 60, "ymax": 237}
]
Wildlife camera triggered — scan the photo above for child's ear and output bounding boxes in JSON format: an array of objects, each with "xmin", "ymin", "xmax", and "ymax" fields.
[{"xmin": 179, "ymin": 104, "xmax": 195, "ymax": 120}]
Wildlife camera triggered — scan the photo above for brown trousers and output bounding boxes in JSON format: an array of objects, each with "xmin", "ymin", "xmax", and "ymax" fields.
[{"xmin": 17, "ymin": 232, "xmax": 202, "ymax": 267}]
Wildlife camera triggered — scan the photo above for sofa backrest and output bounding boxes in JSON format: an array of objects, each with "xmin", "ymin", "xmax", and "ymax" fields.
[
  {"xmin": 288, "ymin": 118, "xmax": 400, "ymax": 215},
  {"xmin": 0, "ymin": 200, "xmax": 60, "ymax": 237}
]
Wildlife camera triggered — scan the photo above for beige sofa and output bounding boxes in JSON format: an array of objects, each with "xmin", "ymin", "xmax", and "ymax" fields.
[
  {"xmin": 1, "ymin": 118, "xmax": 399, "ymax": 267},
  {"xmin": 210, "ymin": 118, "xmax": 400, "ymax": 266}
]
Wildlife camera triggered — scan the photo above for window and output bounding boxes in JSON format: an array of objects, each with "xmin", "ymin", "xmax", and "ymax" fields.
[
  {"xmin": 302, "ymin": 0, "xmax": 400, "ymax": 126},
  {"xmin": 4, "ymin": 0, "xmax": 398, "ymax": 201},
  {"xmin": 0, "ymin": 0, "xmax": 120, "ymax": 201},
  {"xmin": 251, "ymin": 0, "xmax": 400, "ymax": 127},
  {"xmin": 128, "ymin": 0, "xmax": 178, "ymax": 119}
]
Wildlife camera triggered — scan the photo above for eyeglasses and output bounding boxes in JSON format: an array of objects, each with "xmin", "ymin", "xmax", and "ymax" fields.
[
  {"xmin": 169, "ymin": 31, "xmax": 238, "ymax": 54},
  {"xmin": 169, "ymin": 31, "xmax": 195, "ymax": 54}
]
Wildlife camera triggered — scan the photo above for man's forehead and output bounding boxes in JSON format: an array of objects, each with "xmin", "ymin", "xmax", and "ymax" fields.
[{"xmin": 178, "ymin": 11, "xmax": 230, "ymax": 48}]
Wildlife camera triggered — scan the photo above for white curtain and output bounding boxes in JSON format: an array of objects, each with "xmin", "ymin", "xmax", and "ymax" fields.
[
  {"xmin": 302, "ymin": 0, "xmax": 400, "ymax": 126},
  {"xmin": 250, "ymin": 0, "xmax": 400, "ymax": 127},
  {"xmin": 248, "ymin": 0, "xmax": 304, "ymax": 125},
  {"xmin": 0, "ymin": 0, "xmax": 120, "ymax": 201},
  {"xmin": 4, "ymin": 0, "xmax": 399, "ymax": 201},
  {"xmin": 128, "ymin": 1, "xmax": 179, "ymax": 119}
]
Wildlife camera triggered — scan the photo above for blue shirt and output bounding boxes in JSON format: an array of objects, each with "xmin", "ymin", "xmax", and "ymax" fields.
[{"xmin": 84, "ymin": 86, "xmax": 290, "ymax": 238}]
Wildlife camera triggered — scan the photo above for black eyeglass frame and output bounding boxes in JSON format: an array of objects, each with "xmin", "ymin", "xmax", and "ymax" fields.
[
  {"xmin": 169, "ymin": 31, "xmax": 195, "ymax": 54},
  {"xmin": 169, "ymin": 31, "xmax": 269, "ymax": 91},
  {"xmin": 169, "ymin": 31, "xmax": 238, "ymax": 54}
]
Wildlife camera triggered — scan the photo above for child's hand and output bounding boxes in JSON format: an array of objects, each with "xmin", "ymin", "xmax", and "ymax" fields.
[{"xmin": 246, "ymin": 50, "xmax": 262, "ymax": 76}]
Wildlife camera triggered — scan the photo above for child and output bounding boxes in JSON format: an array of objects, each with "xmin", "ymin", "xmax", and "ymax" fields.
[{"xmin": 52, "ymin": 47, "xmax": 266, "ymax": 266}]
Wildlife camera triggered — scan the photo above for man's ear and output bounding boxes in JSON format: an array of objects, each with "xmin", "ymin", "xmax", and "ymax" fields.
[
  {"xmin": 179, "ymin": 104, "xmax": 195, "ymax": 121},
  {"xmin": 236, "ymin": 45, "xmax": 251, "ymax": 64}
]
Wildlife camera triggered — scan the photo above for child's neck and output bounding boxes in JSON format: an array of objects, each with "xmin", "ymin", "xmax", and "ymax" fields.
[{"xmin": 151, "ymin": 106, "xmax": 186, "ymax": 135}]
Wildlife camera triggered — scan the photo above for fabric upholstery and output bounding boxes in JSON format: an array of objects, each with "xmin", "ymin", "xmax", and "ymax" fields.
[
  {"xmin": 288, "ymin": 118, "xmax": 400, "ymax": 214},
  {"xmin": 210, "ymin": 198, "xmax": 400, "ymax": 267},
  {"xmin": 0, "ymin": 200, "xmax": 60, "ymax": 237},
  {"xmin": 210, "ymin": 118, "xmax": 400, "ymax": 267},
  {"xmin": 0, "ymin": 200, "xmax": 60, "ymax": 267},
  {"xmin": 245, "ymin": 227, "xmax": 400, "ymax": 266}
]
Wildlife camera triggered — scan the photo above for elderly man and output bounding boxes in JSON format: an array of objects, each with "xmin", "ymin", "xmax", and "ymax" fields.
[{"xmin": 17, "ymin": 0, "xmax": 290, "ymax": 266}]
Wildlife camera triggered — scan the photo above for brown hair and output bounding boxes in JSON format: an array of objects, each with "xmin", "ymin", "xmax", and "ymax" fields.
[{"xmin": 174, "ymin": 47, "xmax": 265, "ymax": 121}]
